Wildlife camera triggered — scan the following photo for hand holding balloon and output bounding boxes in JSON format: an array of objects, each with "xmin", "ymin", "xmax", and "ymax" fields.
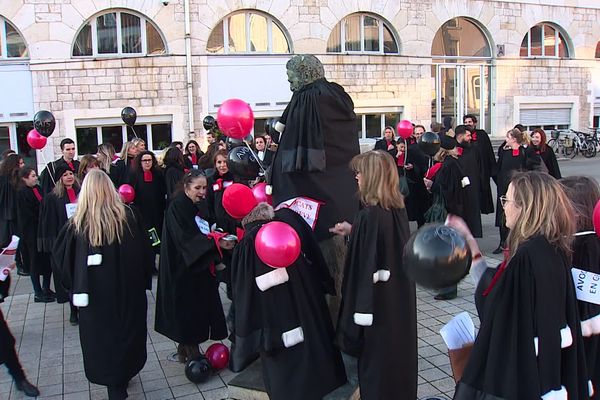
[
  {"xmin": 329, "ymin": 221, "xmax": 352, "ymax": 236},
  {"xmin": 444, "ymin": 214, "xmax": 480, "ymax": 256}
]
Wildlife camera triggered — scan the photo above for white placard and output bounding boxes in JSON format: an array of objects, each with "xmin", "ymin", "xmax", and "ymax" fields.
[
  {"xmin": 275, "ymin": 197, "xmax": 323, "ymax": 230},
  {"xmin": 440, "ymin": 312, "xmax": 476, "ymax": 350},
  {"xmin": 572, "ymin": 267, "xmax": 600, "ymax": 305},
  {"xmin": 65, "ymin": 203, "xmax": 78, "ymax": 219},
  {"xmin": 195, "ymin": 216, "xmax": 210, "ymax": 235}
]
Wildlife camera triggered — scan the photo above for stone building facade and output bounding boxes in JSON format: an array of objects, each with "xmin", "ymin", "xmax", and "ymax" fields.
[{"xmin": 0, "ymin": 0, "xmax": 599, "ymax": 167}]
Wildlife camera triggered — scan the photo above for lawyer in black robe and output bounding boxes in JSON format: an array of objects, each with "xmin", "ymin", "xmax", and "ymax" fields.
[
  {"xmin": 0, "ymin": 174, "xmax": 17, "ymax": 248},
  {"xmin": 336, "ymin": 205, "xmax": 417, "ymax": 400},
  {"xmin": 270, "ymin": 73, "xmax": 360, "ymax": 241},
  {"xmin": 39, "ymin": 157, "xmax": 80, "ymax": 194},
  {"xmin": 53, "ymin": 206, "xmax": 153, "ymax": 394},
  {"xmin": 469, "ymin": 126, "xmax": 496, "ymax": 214},
  {"xmin": 456, "ymin": 142, "xmax": 482, "ymax": 238},
  {"xmin": 154, "ymin": 189, "xmax": 228, "ymax": 349},
  {"xmin": 404, "ymin": 141, "xmax": 431, "ymax": 226},
  {"xmin": 162, "ymin": 147, "xmax": 188, "ymax": 199},
  {"xmin": 229, "ymin": 204, "xmax": 347, "ymax": 400}
]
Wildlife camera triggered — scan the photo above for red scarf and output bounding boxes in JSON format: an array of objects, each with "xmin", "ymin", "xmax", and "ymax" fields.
[
  {"xmin": 512, "ymin": 148, "xmax": 520, "ymax": 157},
  {"xmin": 190, "ymin": 154, "xmax": 197, "ymax": 164},
  {"xmin": 483, "ymin": 249, "xmax": 510, "ymax": 296},
  {"xmin": 66, "ymin": 161, "xmax": 75, "ymax": 171},
  {"xmin": 471, "ymin": 131, "xmax": 478, "ymax": 141},
  {"xmin": 456, "ymin": 147, "xmax": 464, "ymax": 156},
  {"xmin": 66, "ymin": 188, "xmax": 77, "ymax": 203},
  {"xmin": 425, "ymin": 163, "xmax": 442, "ymax": 180},
  {"xmin": 397, "ymin": 152, "xmax": 405, "ymax": 167},
  {"xmin": 143, "ymin": 171, "xmax": 153, "ymax": 182},
  {"xmin": 32, "ymin": 187, "xmax": 42, "ymax": 202}
]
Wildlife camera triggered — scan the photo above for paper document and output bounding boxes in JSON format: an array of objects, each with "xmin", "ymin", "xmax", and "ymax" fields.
[{"xmin": 440, "ymin": 312, "xmax": 476, "ymax": 350}]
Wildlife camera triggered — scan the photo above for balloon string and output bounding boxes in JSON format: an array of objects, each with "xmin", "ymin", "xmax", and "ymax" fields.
[
  {"xmin": 127, "ymin": 125, "xmax": 139, "ymax": 139},
  {"xmin": 39, "ymin": 150, "xmax": 56, "ymax": 186},
  {"xmin": 243, "ymin": 142, "xmax": 266, "ymax": 174}
]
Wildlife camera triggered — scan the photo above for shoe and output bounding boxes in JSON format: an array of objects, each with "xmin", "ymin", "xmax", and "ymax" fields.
[
  {"xmin": 492, "ymin": 245, "xmax": 504, "ymax": 255},
  {"xmin": 15, "ymin": 379, "xmax": 40, "ymax": 397},
  {"xmin": 43, "ymin": 289, "xmax": 56, "ymax": 300},
  {"xmin": 17, "ymin": 268, "xmax": 30, "ymax": 277},
  {"xmin": 69, "ymin": 312, "xmax": 79, "ymax": 326},
  {"xmin": 434, "ymin": 290, "xmax": 457, "ymax": 301},
  {"xmin": 34, "ymin": 293, "xmax": 55, "ymax": 303}
]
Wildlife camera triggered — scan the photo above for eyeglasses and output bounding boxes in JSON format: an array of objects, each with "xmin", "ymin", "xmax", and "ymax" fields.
[
  {"xmin": 499, "ymin": 195, "xmax": 513, "ymax": 208},
  {"xmin": 141, "ymin": 159, "xmax": 153, "ymax": 163}
]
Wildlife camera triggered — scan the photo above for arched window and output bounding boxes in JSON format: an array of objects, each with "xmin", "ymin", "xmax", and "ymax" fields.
[
  {"xmin": 520, "ymin": 23, "xmax": 570, "ymax": 58},
  {"xmin": 207, "ymin": 11, "xmax": 291, "ymax": 54},
  {"xmin": 431, "ymin": 17, "xmax": 491, "ymax": 58},
  {"xmin": 327, "ymin": 13, "xmax": 398, "ymax": 54},
  {"xmin": 595, "ymin": 42, "xmax": 600, "ymax": 59},
  {"xmin": 0, "ymin": 16, "xmax": 28, "ymax": 59},
  {"xmin": 72, "ymin": 10, "xmax": 166, "ymax": 57}
]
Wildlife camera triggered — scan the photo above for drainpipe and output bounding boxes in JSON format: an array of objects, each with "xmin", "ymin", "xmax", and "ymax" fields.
[{"xmin": 184, "ymin": 0, "xmax": 195, "ymax": 137}]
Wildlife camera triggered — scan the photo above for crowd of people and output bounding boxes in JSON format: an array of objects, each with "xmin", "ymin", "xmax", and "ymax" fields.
[{"xmin": 0, "ymin": 114, "xmax": 598, "ymax": 400}]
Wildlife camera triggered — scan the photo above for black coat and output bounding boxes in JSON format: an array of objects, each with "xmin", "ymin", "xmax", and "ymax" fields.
[
  {"xmin": 457, "ymin": 144, "xmax": 482, "ymax": 237},
  {"xmin": 537, "ymin": 146, "xmax": 562, "ymax": 179},
  {"xmin": 39, "ymin": 158, "xmax": 80, "ymax": 194},
  {"xmin": 404, "ymin": 142, "xmax": 431, "ymax": 223},
  {"xmin": 270, "ymin": 78, "xmax": 360, "ymax": 241},
  {"xmin": 374, "ymin": 138, "xmax": 398, "ymax": 158},
  {"xmin": 16, "ymin": 186, "xmax": 50, "ymax": 276},
  {"xmin": 432, "ymin": 156, "xmax": 471, "ymax": 230},
  {"xmin": 572, "ymin": 233, "xmax": 600, "ymax": 398},
  {"xmin": 455, "ymin": 236, "xmax": 590, "ymax": 400},
  {"xmin": 104, "ymin": 159, "xmax": 128, "ymax": 187},
  {"xmin": 0, "ymin": 276, "xmax": 15, "ymax": 366},
  {"xmin": 337, "ymin": 206, "xmax": 417, "ymax": 400},
  {"xmin": 52, "ymin": 208, "xmax": 153, "ymax": 386},
  {"xmin": 154, "ymin": 192, "xmax": 227, "ymax": 344},
  {"xmin": 472, "ymin": 129, "xmax": 496, "ymax": 214},
  {"xmin": 229, "ymin": 208, "xmax": 346, "ymax": 400},
  {"xmin": 164, "ymin": 165, "xmax": 185, "ymax": 200},
  {"xmin": 206, "ymin": 172, "xmax": 238, "ymax": 235},
  {"xmin": 0, "ymin": 176, "xmax": 16, "ymax": 247},
  {"xmin": 129, "ymin": 169, "xmax": 167, "ymax": 248}
]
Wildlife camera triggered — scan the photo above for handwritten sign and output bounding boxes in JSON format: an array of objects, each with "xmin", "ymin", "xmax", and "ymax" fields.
[
  {"xmin": 572, "ymin": 267, "xmax": 600, "ymax": 305},
  {"xmin": 65, "ymin": 203, "xmax": 78, "ymax": 219},
  {"xmin": 195, "ymin": 216, "xmax": 210, "ymax": 235},
  {"xmin": 275, "ymin": 197, "xmax": 323, "ymax": 230}
]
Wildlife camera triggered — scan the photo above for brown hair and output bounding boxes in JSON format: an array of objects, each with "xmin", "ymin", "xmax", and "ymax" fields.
[
  {"xmin": 560, "ymin": 176, "xmax": 600, "ymax": 232},
  {"xmin": 349, "ymin": 150, "xmax": 404, "ymax": 210},
  {"xmin": 213, "ymin": 149, "xmax": 228, "ymax": 166},
  {"xmin": 507, "ymin": 171, "xmax": 575, "ymax": 259},
  {"xmin": 532, "ymin": 128, "xmax": 548, "ymax": 152},
  {"xmin": 78, "ymin": 154, "xmax": 99, "ymax": 180},
  {"xmin": 507, "ymin": 128, "xmax": 525, "ymax": 145}
]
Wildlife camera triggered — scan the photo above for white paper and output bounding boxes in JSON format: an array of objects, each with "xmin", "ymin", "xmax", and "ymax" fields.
[
  {"xmin": 195, "ymin": 216, "xmax": 210, "ymax": 235},
  {"xmin": 572, "ymin": 267, "xmax": 600, "ymax": 305},
  {"xmin": 275, "ymin": 197, "xmax": 322, "ymax": 230},
  {"xmin": 0, "ymin": 235, "xmax": 19, "ymax": 281},
  {"xmin": 65, "ymin": 203, "xmax": 77, "ymax": 219},
  {"xmin": 440, "ymin": 312, "xmax": 476, "ymax": 350}
]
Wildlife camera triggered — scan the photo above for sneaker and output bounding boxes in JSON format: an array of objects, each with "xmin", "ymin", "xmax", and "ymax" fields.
[{"xmin": 15, "ymin": 379, "xmax": 40, "ymax": 397}]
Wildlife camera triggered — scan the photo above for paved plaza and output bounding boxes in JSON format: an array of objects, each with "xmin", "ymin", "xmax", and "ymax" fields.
[{"xmin": 1, "ymin": 157, "xmax": 598, "ymax": 400}]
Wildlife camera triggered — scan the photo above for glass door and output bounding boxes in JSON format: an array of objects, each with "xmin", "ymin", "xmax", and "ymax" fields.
[
  {"xmin": 0, "ymin": 126, "xmax": 11, "ymax": 154},
  {"xmin": 0, "ymin": 122, "xmax": 37, "ymax": 167}
]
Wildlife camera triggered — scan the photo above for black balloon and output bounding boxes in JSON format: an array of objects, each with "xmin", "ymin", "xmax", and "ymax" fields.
[
  {"xmin": 226, "ymin": 134, "xmax": 253, "ymax": 151},
  {"xmin": 203, "ymin": 115, "xmax": 216, "ymax": 131},
  {"xmin": 185, "ymin": 356, "xmax": 212, "ymax": 384},
  {"xmin": 418, "ymin": 132, "xmax": 441, "ymax": 157},
  {"xmin": 227, "ymin": 146, "xmax": 260, "ymax": 179},
  {"xmin": 33, "ymin": 111, "xmax": 56, "ymax": 138},
  {"xmin": 403, "ymin": 223, "xmax": 472, "ymax": 290},
  {"xmin": 264, "ymin": 118, "xmax": 276, "ymax": 135},
  {"xmin": 121, "ymin": 107, "xmax": 137, "ymax": 126}
]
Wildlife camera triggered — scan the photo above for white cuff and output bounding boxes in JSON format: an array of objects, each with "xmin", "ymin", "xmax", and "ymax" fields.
[
  {"xmin": 255, "ymin": 268, "xmax": 289, "ymax": 292},
  {"xmin": 73, "ymin": 293, "xmax": 89, "ymax": 307},
  {"xmin": 541, "ymin": 386, "xmax": 567, "ymax": 400},
  {"xmin": 373, "ymin": 269, "xmax": 390, "ymax": 284},
  {"xmin": 281, "ymin": 326, "xmax": 304, "ymax": 348},
  {"xmin": 275, "ymin": 121, "xmax": 285, "ymax": 133},
  {"xmin": 589, "ymin": 380, "xmax": 595, "ymax": 397},
  {"xmin": 560, "ymin": 325, "xmax": 573, "ymax": 349},
  {"xmin": 87, "ymin": 254, "xmax": 102, "ymax": 266},
  {"xmin": 354, "ymin": 313, "xmax": 373, "ymax": 326},
  {"xmin": 581, "ymin": 314, "xmax": 600, "ymax": 337}
]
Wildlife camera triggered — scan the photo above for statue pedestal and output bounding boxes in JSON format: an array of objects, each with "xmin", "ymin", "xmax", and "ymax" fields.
[{"xmin": 227, "ymin": 356, "xmax": 359, "ymax": 400}]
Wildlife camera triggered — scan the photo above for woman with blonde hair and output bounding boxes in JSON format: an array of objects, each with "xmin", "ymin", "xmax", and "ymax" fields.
[
  {"xmin": 77, "ymin": 154, "xmax": 99, "ymax": 181},
  {"xmin": 53, "ymin": 169, "xmax": 153, "ymax": 400},
  {"xmin": 330, "ymin": 150, "xmax": 416, "ymax": 400},
  {"xmin": 449, "ymin": 171, "xmax": 589, "ymax": 400},
  {"xmin": 97, "ymin": 143, "xmax": 127, "ymax": 187}
]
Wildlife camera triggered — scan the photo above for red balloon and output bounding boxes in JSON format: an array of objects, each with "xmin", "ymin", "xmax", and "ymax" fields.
[
  {"xmin": 26, "ymin": 129, "xmax": 47, "ymax": 150},
  {"xmin": 255, "ymin": 221, "xmax": 301, "ymax": 268},
  {"xmin": 252, "ymin": 183, "xmax": 272, "ymax": 205},
  {"xmin": 396, "ymin": 119, "xmax": 413, "ymax": 139},
  {"xmin": 205, "ymin": 343, "xmax": 230, "ymax": 371},
  {"xmin": 223, "ymin": 183, "xmax": 258, "ymax": 220},
  {"xmin": 593, "ymin": 200, "xmax": 600, "ymax": 238},
  {"xmin": 217, "ymin": 99, "xmax": 254, "ymax": 140},
  {"xmin": 118, "ymin": 184, "xmax": 135, "ymax": 203}
]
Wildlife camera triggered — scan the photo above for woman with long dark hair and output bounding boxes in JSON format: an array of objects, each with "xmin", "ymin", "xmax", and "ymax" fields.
[
  {"xmin": 0, "ymin": 154, "xmax": 24, "ymax": 247},
  {"xmin": 183, "ymin": 140, "xmax": 204, "ymax": 170},
  {"xmin": 53, "ymin": 169, "xmax": 153, "ymax": 400},
  {"xmin": 531, "ymin": 128, "xmax": 561, "ymax": 179},
  {"xmin": 162, "ymin": 146, "xmax": 187, "ymax": 199}
]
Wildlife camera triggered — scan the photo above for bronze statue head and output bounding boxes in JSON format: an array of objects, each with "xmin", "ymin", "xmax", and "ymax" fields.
[{"xmin": 285, "ymin": 54, "xmax": 325, "ymax": 92}]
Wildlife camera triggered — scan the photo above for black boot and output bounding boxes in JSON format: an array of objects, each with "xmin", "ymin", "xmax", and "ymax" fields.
[
  {"xmin": 492, "ymin": 242, "xmax": 505, "ymax": 255},
  {"xmin": 15, "ymin": 378, "xmax": 40, "ymax": 397},
  {"xmin": 434, "ymin": 286, "xmax": 458, "ymax": 300},
  {"xmin": 69, "ymin": 305, "xmax": 79, "ymax": 326},
  {"xmin": 107, "ymin": 383, "xmax": 128, "ymax": 400}
]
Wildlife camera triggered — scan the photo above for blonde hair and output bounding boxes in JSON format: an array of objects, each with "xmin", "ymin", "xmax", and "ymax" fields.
[
  {"xmin": 78, "ymin": 154, "xmax": 98, "ymax": 180},
  {"xmin": 507, "ymin": 171, "xmax": 575, "ymax": 259},
  {"xmin": 52, "ymin": 171, "xmax": 80, "ymax": 198},
  {"xmin": 433, "ymin": 147, "xmax": 458, "ymax": 162},
  {"xmin": 72, "ymin": 169, "xmax": 127, "ymax": 247},
  {"xmin": 132, "ymin": 138, "xmax": 146, "ymax": 149},
  {"xmin": 97, "ymin": 143, "xmax": 116, "ymax": 172},
  {"xmin": 349, "ymin": 150, "xmax": 404, "ymax": 210},
  {"xmin": 120, "ymin": 141, "xmax": 136, "ymax": 159}
]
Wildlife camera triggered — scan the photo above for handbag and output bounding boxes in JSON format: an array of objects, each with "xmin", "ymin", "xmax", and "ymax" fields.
[
  {"xmin": 424, "ymin": 193, "xmax": 447, "ymax": 223},
  {"xmin": 399, "ymin": 175, "xmax": 410, "ymax": 197}
]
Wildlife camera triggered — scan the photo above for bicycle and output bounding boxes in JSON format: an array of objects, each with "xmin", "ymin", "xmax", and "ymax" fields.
[{"xmin": 547, "ymin": 130, "xmax": 596, "ymax": 159}]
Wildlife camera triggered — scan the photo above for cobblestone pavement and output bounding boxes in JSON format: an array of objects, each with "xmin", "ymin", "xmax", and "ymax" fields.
[{"xmin": 0, "ymin": 250, "xmax": 501, "ymax": 400}]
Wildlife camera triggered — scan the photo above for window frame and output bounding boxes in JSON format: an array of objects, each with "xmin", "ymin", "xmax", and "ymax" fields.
[
  {"xmin": 356, "ymin": 111, "xmax": 403, "ymax": 140},
  {"xmin": 207, "ymin": 11, "xmax": 291, "ymax": 55},
  {"xmin": 520, "ymin": 23, "xmax": 570, "ymax": 59},
  {"xmin": 0, "ymin": 16, "xmax": 29, "ymax": 60},
  {"xmin": 327, "ymin": 13, "xmax": 399, "ymax": 55},
  {"xmin": 72, "ymin": 10, "xmax": 167, "ymax": 58}
]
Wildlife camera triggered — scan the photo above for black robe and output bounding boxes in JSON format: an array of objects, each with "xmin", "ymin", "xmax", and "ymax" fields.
[
  {"xmin": 537, "ymin": 146, "xmax": 562, "ymax": 179},
  {"xmin": 374, "ymin": 138, "xmax": 398, "ymax": 158},
  {"xmin": 0, "ymin": 176, "xmax": 16, "ymax": 247},
  {"xmin": 104, "ymin": 159, "xmax": 128, "ymax": 187},
  {"xmin": 472, "ymin": 129, "xmax": 496, "ymax": 214},
  {"xmin": 455, "ymin": 235, "xmax": 590, "ymax": 400},
  {"xmin": 164, "ymin": 165, "xmax": 185, "ymax": 200},
  {"xmin": 129, "ymin": 169, "xmax": 166, "ymax": 251},
  {"xmin": 16, "ymin": 185, "xmax": 50, "ymax": 276},
  {"xmin": 39, "ymin": 158, "xmax": 80, "ymax": 194},
  {"xmin": 270, "ymin": 78, "xmax": 360, "ymax": 241},
  {"xmin": 154, "ymin": 192, "xmax": 227, "ymax": 344},
  {"xmin": 38, "ymin": 190, "xmax": 78, "ymax": 303},
  {"xmin": 572, "ymin": 234, "xmax": 600, "ymax": 399},
  {"xmin": 404, "ymin": 142, "xmax": 431, "ymax": 224},
  {"xmin": 0, "ymin": 276, "xmax": 15, "ymax": 366},
  {"xmin": 52, "ymin": 208, "xmax": 153, "ymax": 387},
  {"xmin": 432, "ymin": 156, "xmax": 470, "ymax": 228},
  {"xmin": 337, "ymin": 206, "xmax": 417, "ymax": 400},
  {"xmin": 206, "ymin": 172, "xmax": 238, "ymax": 235},
  {"xmin": 457, "ymin": 144, "xmax": 482, "ymax": 237},
  {"xmin": 229, "ymin": 208, "xmax": 346, "ymax": 400}
]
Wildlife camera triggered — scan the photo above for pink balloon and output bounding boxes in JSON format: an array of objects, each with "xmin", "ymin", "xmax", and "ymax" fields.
[
  {"xmin": 118, "ymin": 184, "xmax": 135, "ymax": 203},
  {"xmin": 396, "ymin": 120, "xmax": 413, "ymax": 139},
  {"xmin": 252, "ymin": 183, "xmax": 272, "ymax": 205},
  {"xmin": 217, "ymin": 99, "xmax": 254, "ymax": 140},
  {"xmin": 223, "ymin": 183, "xmax": 258, "ymax": 220},
  {"xmin": 26, "ymin": 129, "xmax": 47, "ymax": 150},
  {"xmin": 205, "ymin": 343, "xmax": 230, "ymax": 370},
  {"xmin": 594, "ymin": 200, "xmax": 600, "ymax": 238},
  {"xmin": 255, "ymin": 221, "xmax": 301, "ymax": 268}
]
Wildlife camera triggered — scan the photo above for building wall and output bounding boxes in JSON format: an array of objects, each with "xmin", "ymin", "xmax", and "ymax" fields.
[{"xmin": 0, "ymin": 0, "xmax": 599, "ymax": 161}]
